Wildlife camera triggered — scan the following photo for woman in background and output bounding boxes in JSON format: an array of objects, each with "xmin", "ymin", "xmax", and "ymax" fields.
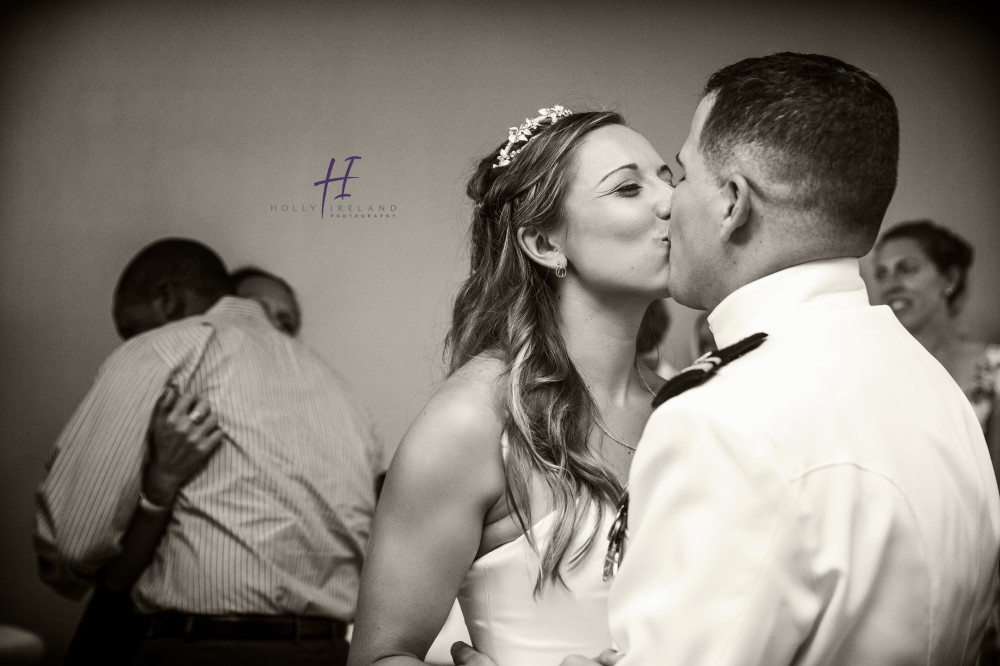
[
  {"xmin": 348, "ymin": 106, "xmax": 674, "ymax": 666},
  {"xmin": 872, "ymin": 220, "xmax": 1000, "ymax": 462},
  {"xmin": 872, "ymin": 219, "xmax": 1000, "ymax": 661},
  {"xmin": 231, "ymin": 266, "xmax": 302, "ymax": 337}
]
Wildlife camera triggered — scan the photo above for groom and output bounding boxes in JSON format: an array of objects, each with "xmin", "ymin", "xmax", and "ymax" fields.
[{"xmin": 455, "ymin": 52, "xmax": 1000, "ymax": 665}]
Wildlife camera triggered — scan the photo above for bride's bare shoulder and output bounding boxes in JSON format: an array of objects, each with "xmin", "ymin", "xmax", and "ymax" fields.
[
  {"xmin": 428, "ymin": 354, "xmax": 506, "ymax": 413},
  {"xmin": 395, "ymin": 355, "xmax": 507, "ymax": 471}
]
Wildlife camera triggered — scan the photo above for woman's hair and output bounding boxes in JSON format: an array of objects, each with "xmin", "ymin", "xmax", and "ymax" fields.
[
  {"xmin": 445, "ymin": 110, "xmax": 626, "ymax": 593},
  {"xmin": 231, "ymin": 265, "xmax": 302, "ymax": 335},
  {"xmin": 878, "ymin": 220, "xmax": 974, "ymax": 313}
]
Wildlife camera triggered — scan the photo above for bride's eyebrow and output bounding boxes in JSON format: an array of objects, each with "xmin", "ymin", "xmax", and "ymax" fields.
[{"xmin": 597, "ymin": 164, "xmax": 638, "ymax": 187}]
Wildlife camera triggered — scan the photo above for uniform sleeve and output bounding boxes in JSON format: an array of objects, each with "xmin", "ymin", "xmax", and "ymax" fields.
[
  {"xmin": 33, "ymin": 342, "xmax": 174, "ymax": 598},
  {"xmin": 610, "ymin": 402, "xmax": 820, "ymax": 665}
]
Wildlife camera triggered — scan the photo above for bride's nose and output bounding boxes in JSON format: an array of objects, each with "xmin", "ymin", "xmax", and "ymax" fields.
[{"xmin": 654, "ymin": 184, "xmax": 673, "ymax": 220}]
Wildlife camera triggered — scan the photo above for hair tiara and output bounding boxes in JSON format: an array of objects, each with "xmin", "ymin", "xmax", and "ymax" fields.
[{"xmin": 493, "ymin": 105, "xmax": 573, "ymax": 169}]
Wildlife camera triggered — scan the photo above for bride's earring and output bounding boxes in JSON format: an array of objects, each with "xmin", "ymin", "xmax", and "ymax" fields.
[{"xmin": 555, "ymin": 260, "xmax": 567, "ymax": 279}]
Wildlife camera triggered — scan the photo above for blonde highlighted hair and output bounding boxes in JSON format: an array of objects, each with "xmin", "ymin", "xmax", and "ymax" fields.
[{"xmin": 446, "ymin": 110, "xmax": 626, "ymax": 593}]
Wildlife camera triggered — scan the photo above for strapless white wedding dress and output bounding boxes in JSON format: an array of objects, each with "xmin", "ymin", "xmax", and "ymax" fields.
[{"xmin": 456, "ymin": 505, "xmax": 614, "ymax": 666}]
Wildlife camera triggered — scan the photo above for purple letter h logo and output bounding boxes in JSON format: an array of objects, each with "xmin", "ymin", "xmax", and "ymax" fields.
[{"xmin": 314, "ymin": 156, "xmax": 361, "ymax": 218}]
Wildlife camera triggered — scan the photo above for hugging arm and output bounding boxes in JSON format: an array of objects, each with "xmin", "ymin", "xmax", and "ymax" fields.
[
  {"xmin": 348, "ymin": 384, "xmax": 506, "ymax": 666},
  {"xmin": 101, "ymin": 386, "xmax": 224, "ymax": 590},
  {"xmin": 34, "ymin": 348, "xmax": 171, "ymax": 598}
]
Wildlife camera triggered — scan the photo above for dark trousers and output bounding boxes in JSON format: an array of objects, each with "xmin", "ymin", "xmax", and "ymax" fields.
[
  {"xmin": 64, "ymin": 585, "xmax": 146, "ymax": 666},
  {"xmin": 133, "ymin": 636, "xmax": 349, "ymax": 666}
]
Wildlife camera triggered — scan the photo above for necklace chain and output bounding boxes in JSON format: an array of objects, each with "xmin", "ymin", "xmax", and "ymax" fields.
[
  {"xmin": 590, "ymin": 362, "xmax": 656, "ymax": 454},
  {"xmin": 592, "ymin": 418, "xmax": 637, "ymax": 452}
]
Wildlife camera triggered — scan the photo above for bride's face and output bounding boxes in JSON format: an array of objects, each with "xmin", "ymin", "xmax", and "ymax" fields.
[{"xmin": 558, "ymin": 124, "xmax": 673, "ymax": 299}]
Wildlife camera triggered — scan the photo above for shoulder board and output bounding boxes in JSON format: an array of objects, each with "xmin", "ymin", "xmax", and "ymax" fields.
[{"xmin": 652, "ymin": 331, "xmax": 768, "ymax": 408}]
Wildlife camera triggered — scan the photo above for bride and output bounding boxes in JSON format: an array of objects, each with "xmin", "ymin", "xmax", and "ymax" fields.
[{"xmin": 348, "ymin": 105, "xmax": 674, "ymax": 666}]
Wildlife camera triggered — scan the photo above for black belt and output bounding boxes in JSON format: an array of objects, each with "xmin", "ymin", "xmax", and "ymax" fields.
[{"xmin": 146, "ymin": 614, "xmax": 347, "ymax": 641}]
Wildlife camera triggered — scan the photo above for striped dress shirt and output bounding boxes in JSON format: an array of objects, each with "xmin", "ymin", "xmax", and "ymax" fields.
[{"xmin": 35, "ymin": 297, "xmax": 389, "ymax": 620}]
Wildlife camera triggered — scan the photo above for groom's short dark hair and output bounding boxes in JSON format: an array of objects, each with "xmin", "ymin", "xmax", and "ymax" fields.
[{"xmin": 702, "ymin": 52, "xmax": 898, "ymax": 251}]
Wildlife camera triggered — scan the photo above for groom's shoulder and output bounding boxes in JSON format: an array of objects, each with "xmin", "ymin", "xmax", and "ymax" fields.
[
  {"xmin": 657, "ymin": 319, "xmax": 889, "ymax": 418},
  {"xmin": 657, "ymin": 311, "xmax": 952, "ymax": 438}
]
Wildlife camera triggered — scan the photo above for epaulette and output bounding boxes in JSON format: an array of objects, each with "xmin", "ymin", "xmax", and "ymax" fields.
[
  {"xmin": 603, "ymin": 331, "xmax": 768, "ymax": 581},
  {"xmin": 652, "ymin": 332, "xmax": 768, "ymax": 407}
]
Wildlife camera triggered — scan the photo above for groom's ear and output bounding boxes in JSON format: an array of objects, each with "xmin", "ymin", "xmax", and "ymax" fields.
[{"xmin": 719, "ymin": 173, "xmax": 751, "ymax": 242}]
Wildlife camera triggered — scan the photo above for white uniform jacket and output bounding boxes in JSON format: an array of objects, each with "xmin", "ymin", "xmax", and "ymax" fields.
[{"xmin": 610, "ymin": 258, "xmax": 1000, "ymax": 665}]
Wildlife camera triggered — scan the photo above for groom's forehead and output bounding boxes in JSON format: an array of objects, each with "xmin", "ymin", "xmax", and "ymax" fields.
[{"xmin": 677, "ymin": 96, "xmax": 714, "ymax": 164}]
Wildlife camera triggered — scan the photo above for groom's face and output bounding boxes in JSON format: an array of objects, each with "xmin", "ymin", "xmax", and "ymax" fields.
[{"xmin": 667, "ymin": 95, "xmax": 727, "ymax": 310}]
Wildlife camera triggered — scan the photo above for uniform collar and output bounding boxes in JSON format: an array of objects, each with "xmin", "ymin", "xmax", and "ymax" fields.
[{"xmin": 708, "ymin": 258, "xmax": 869, "ymax": 348}]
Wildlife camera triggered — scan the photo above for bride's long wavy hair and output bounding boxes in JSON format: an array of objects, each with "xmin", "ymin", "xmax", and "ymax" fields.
[{"xmin": 446, "ymin": 110, "xmax": 627, "ymax": 593}]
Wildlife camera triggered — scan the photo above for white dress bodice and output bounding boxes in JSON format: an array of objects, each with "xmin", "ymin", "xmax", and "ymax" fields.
[{"xmin": 456, "ymin": 505, "xmax": 614, "ymax": 666}]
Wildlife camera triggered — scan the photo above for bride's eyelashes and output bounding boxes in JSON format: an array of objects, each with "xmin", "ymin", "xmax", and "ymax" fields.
[
  {"xmin": 611, "ymin": 167, "xmax": 674, "ymax": 197},
  {"xmin": 614, "ymin": 183, "xmax": 642, "ymax": 197}
]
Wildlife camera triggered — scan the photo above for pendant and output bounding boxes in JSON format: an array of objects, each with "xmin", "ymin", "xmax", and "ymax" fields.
[{"xmin": 603, "ymin": 493, "xmax": 629, "ymax": 581}]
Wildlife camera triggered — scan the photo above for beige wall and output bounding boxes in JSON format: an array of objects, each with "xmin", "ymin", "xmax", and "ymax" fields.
[{"xmin": 1, "ymin": 1, "xmax": 997, "ymax": 661}]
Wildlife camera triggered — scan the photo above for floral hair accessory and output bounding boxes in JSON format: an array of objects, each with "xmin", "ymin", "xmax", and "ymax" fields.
[{"xmin": 493, "ymin": 105, "xmax": 573, "ymax": 168}]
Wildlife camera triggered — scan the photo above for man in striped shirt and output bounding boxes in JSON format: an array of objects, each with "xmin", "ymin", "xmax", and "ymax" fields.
[{"xmin": 35, "ymin": 238, "xmax": 389, "ymax": 665}]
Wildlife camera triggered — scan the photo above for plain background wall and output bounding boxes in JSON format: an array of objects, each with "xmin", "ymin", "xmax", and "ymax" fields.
[{"xmin": 2, "ymin": 0, "xmax": 997, "ymax": 662}]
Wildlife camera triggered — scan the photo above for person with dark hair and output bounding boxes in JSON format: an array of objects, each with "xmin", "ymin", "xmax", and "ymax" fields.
[
  {"xmin": 112, "ymin": 237, "xmax": 233, "ymax": 340},
  {"xmin": 454, "ymin": 53, "xmax": 999, "ymax": 666},
  {"xmin": 873, "ymin": 220, "xmax": 1000, "ymax": 662},
  {"xmin": 231, "ymin": 265, "xmax": 302, "ymax": 336},
  {"xmin": 873, "ymin": 221, "xmax": 999, "ymax": 439},
  {"xmin": 58, "ymin": 241, "xmax": 234, "ymax": 665},
  {"xmin": 349, "ymin": 106, "xmax": 674, "ymax": 666},
  {"xmin": 610, "ymin": 52, "xmax": 995, "ymax": 666},
  {"xmin": 36, "ymin": 238, "xmax": 389, "ymax": 666}
]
